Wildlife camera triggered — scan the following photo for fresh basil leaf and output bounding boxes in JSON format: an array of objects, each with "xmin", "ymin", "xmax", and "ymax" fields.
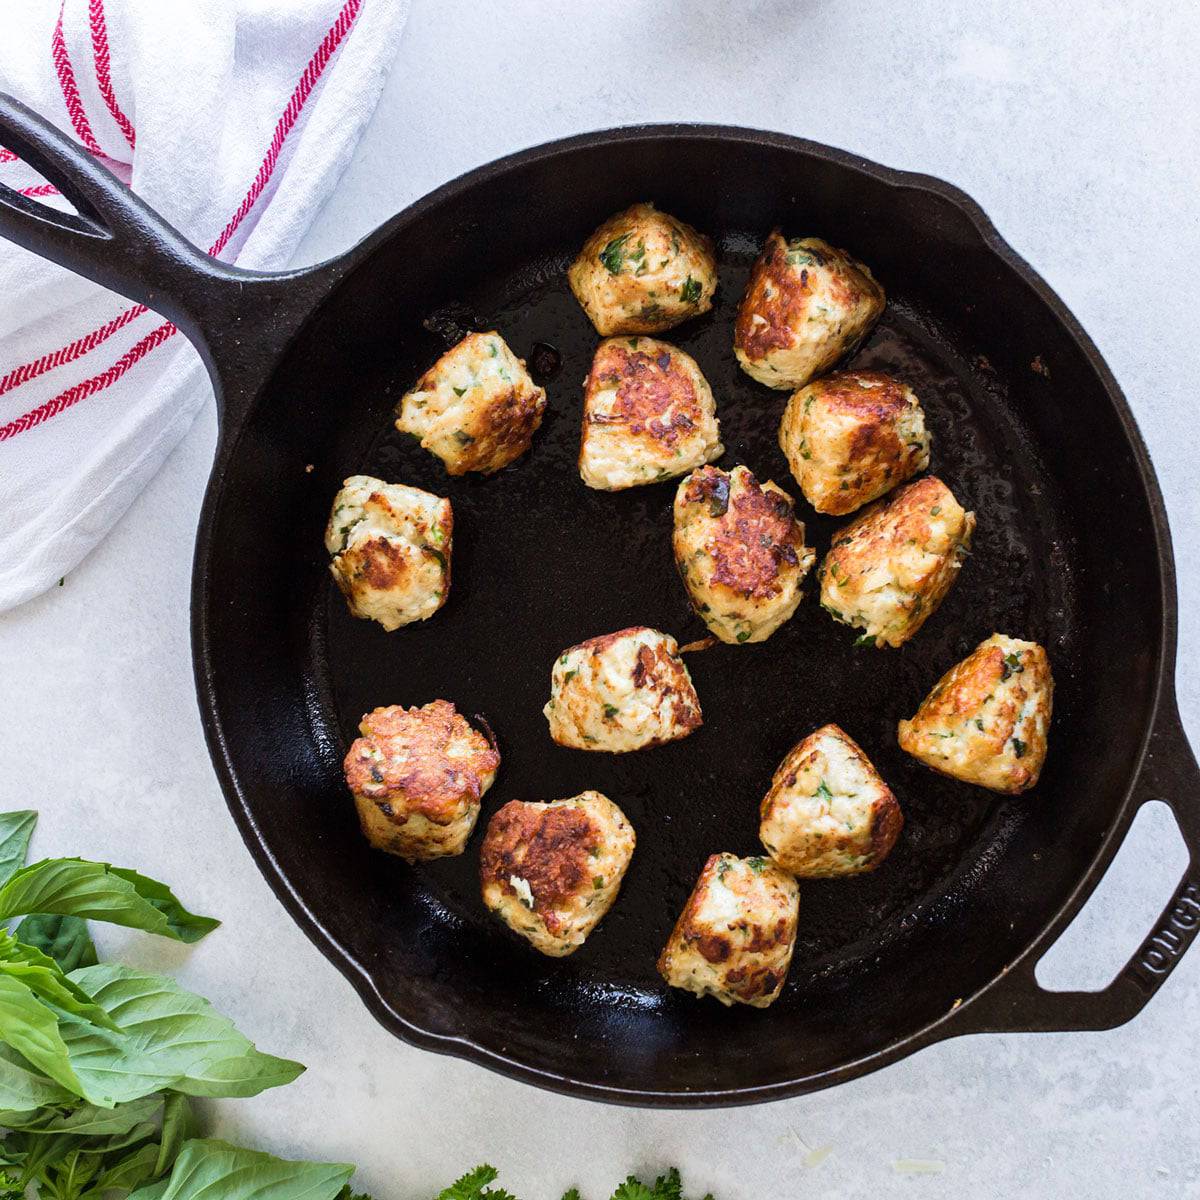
[
  {"xmin": 0, "ymin": 1042, "xmax": 73, "ymax": 1111},
  {"xmin": 15, "ymin": 914, "xmax": 98, "ymax": 972},
  {"xmin": 58, "ymin": 964, "xmax": 303, "ymax": 1106},
  {"xmin": 0, "ymin": 933, "xmax": 117, "ymax": 1030},
  {"xmin": 155, "ymin": 1092, "xmax": 193, "ymax": 1177},
  {"xmin": 0, "ymin": 974, "xmax": 83, "ymax": 1096},
  {"xmin": 90, "ymin": 1117, "xmax": 159, "ymax": 1155},
  {"xmin": 10, "ymin": 1129, "xmax": 82, "ymax": 1186},
  {"xmin": 105, "ymin": 868, "xmax": 220, "ymax": 941},
  {"xmin": 92, "ymin": 1141, "xmax": 163, "ymax": 1194},
  {"xmin": 127, "ymin": 1139, "xmax": 353, "ymax": 1200},
  {"xmin": 0, "ymin": 1093, "xmax": 162, "ymax": 1134},
  {"xmin": 0, "ymin": 860, "xmax": 219, "ymax": 943},
  {"xmin": 0, "ymin": 813, "xmax": 37, "ymax": 888}
]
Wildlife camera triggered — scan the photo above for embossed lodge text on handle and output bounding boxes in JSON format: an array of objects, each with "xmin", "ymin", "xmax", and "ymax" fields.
[{"xmin": 1127, "ymin": 877, "xmax": 1200, "ymax": 992}]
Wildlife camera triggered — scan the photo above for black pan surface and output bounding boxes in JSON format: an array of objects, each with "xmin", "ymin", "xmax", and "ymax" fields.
[{"xmin": 2, "ymin": 110, "xmax": 1197, "ymax": 1106}]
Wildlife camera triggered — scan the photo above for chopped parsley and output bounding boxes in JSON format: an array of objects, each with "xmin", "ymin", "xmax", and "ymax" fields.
[
  {"xmin": 593, "ymin": 876, "xmax": 605, "ymax": 890},
  {"xmin": 1012, "ymin": 736, "xmax": 1027, "ymax": 758},
  {"xmin": 1000, "ymin": 652, "xmax": 1023, "ymax": 681},
  {"xmin": 930, "ymin": 505, "xmax": 941, "ymax": 515},
  {"xmin": 603, "ymin": 703, "xmax": 619, "ymax": 718},
  {"xmin": 746, "ymin": 856, "xmax": 766, "ymax": 874},
  {"xmin": 736, "ymin": 630, "xmax": 751, "ymax": 642},
  {"xmin": 815, "ymin": 779, "xmax": 833, "ymax": 802},
  {"xmin": 453, "ymin": 386, "xmax": 467, "ymax": 396},
  {"xmin": 680, "ymin": 276, "xmax": 702, "ymax": 304},
  {"xmin": 854, "ymin": 632, "xmax": 875, "ymax": 647},
  {"xmin": 599, "ymin": 233, "xmax": 631, "ymax": 275},
  {"xmin": 706, "ymin": 475, "xmax": 730, "ymax": 517}
]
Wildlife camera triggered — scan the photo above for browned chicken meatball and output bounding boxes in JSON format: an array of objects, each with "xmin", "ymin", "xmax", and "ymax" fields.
[
  {"xmin": 818, "ymin": 476, "xmax": 975, "ymax": 648},
  {"xmin": 658, "ymin": 854, "xmax": 800, "ymax": 1008},
  {"xmin": 480, "ymin": 791, "xmax": 636, "ymax": 956},
  {"xmin": 343, "ymin": 701, "xmax": 499, "ymax": 861},
  {"xmin": 759, "ymin": 724, "xmax": 903, "ymax": 876},
  {"xmin": 568, "ymin": 203, "xmax": 717, "ymax": 335},
  {"xmin": 672, "ymin": 464, "xmax": 815, "ymax": 643},
  {"xmin": 395, "ymin": 332, "xmax": 546, "ymax": 475},
  {"xmin": 734, "ymin": 232, "xmax": 885, "ymax": 390},
  {"xmin": 544, "ymin": 626, "xmax": 703, "ymax": 752},
  {"xmin": 579, "ymin": 337, "xmax": 723, "ymax": 490},
  {"xmin": 898, "ymin": 634, "xmax": 1053, "ymax": 793},
  {"xmin": 779, "ymin": 371, "xmax": 930, "ymax": 515}
]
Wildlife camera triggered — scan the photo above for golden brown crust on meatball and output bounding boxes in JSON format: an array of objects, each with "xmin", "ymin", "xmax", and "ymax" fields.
[
  {"xmin": 395, "ymin": 332, "xmax": 546, "ymax": 475},
  {"xmin": 480, "ymin": 792, "xmax": 636, "ymax": 956},
  {"xmin": 568, "ymin": 203, "xmax": 717, "ymax": 336},
  {"xmin": 818, "ymin": 476, "xmax": 975, "ymax": 648},
  {"xmin": 343, "ymin": 701, "xmax": 499, "ymax": 860},
  {"xmin": 482, "ymin": 804, "xmax": 594, "ymax": 925},
  {"xmin": 544, "ymin": 626, "xmax": 702, "ymax": 752},
  {"xmin": 898, "ymin": 634, "xmax": 1054, "ymax": 793},
  {"xmin": 780, "ymin": 371, "xmax": 931, "ymax": 515},
  {"xmin": 734, "ymin": 232, "xmax": 885, "ymax": 390},
  {"xmin": 657, "ymin": 854, "xmax": 800, "ymax": 1008},
  {"xmin": 759, "ymin": 724, "xmax": 903, "ymax": 877},
  {"xmin": 579, "ymin": 337, "xmax": 723, "ymax": 489},
  {"xmin": 672, "ymin": 465, "xmax": 815, "ymax": 643}
]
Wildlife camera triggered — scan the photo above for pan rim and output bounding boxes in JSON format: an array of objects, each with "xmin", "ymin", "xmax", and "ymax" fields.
[{"xmin": 191, "ymin": 122, "xmax": 1177, "ymax": 1106}]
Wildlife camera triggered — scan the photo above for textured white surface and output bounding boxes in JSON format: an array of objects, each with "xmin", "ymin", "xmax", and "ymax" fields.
[{"xmin": 2, "ymin": 0, "xmax": 1199, "ymax": 1195}]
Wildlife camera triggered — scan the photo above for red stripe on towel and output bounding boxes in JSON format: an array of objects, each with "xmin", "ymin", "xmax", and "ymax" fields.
[
  {"xmin": 52, "ymin": 4, "xmax": 106, "ymax": 157},
  {"xmin": 0, "ymin": 320, "xmax": 177, "ymax": 441},
  {"xmin": 0, "ymin": 304, "xmax": 148, "ymax": 398},
  {"xmin": 89, "ymin": 0, "xmax": 137, "ymax": 148}
]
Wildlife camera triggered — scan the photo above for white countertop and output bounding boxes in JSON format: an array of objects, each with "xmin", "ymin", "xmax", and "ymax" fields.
[{"xmin": 3, "ymin": 1, "xmax": 1199, "ymax": 1195}]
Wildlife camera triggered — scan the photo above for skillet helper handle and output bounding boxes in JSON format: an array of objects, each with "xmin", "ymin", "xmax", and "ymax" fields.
[
  {"xmin": 0, "ymin": 92, "xmax": 243, "ymax": 350},
  {"xmin": 958, "ymin": 696, "xmax": 1200, "ymax": 1033}
]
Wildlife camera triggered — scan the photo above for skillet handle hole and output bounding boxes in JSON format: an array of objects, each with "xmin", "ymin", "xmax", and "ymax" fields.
[{"xmin": 1034, "ymin": 800, "xmax": 1188, "ymax": 993}]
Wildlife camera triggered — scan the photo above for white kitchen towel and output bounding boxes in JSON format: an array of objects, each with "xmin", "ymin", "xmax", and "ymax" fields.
[{"xmin": 0, "ymin": 0, "xmax": 408, "ymax": 610}]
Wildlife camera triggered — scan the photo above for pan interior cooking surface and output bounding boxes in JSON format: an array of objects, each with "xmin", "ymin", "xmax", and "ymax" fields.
[
  {"xmin": 313, "ymin": 238, "xmax": 1074, "ymax": 1018},
  {"xmin": 199, "ymin": 133, "xmax": 1161, "ymax": 1100}
]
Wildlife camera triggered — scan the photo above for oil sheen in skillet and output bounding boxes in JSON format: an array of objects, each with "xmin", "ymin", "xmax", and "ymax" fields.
[{"xmin": 322, "ymin": 230, "xmax": 1078, "ymax": 1007}]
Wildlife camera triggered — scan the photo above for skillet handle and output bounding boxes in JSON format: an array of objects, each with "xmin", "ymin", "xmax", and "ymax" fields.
[
  {"xmin": 0, "ymin": 92, "xmax": 247, "ymax": 353},
  {"xmin": 0, "ymin": 92, "xmax": 338, "ymax": 435},
  {"xmin": 954, "ymin": 696, "xmax": 1200, "ymax": 1034}
]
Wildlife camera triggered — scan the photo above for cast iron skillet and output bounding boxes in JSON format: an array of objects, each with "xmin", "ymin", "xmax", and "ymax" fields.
[{"xmin": 3, "ymin": 96, "xmax": 1199, "ymax": 1107}]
